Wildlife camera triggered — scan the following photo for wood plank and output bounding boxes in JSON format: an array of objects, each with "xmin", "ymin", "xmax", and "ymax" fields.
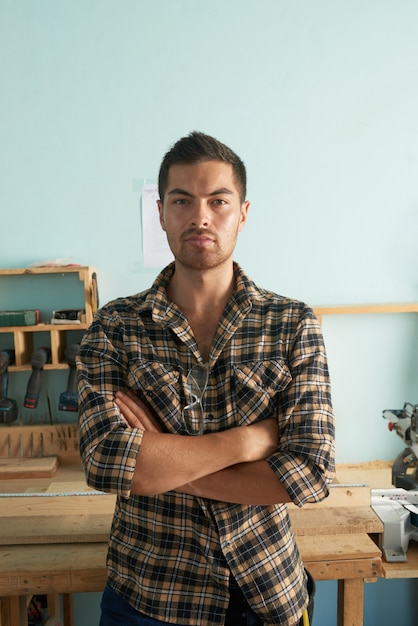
[
  {"xmin": 0, "ymin": 514, "xmax": 112, "ymax": 545},
  {"xmin": 62, "ymin": 594, "xmax": 74, "ymax": 626},
  {"xmin": 334, "ymin": 461, "xmax": 393, "ymax": 490},
  {"xmin": 0, "ymin": 543, "xmax": 108, "ymax": 596},
  {"xmin": 45, "ymin": 481, "xmax": 95, "ymax": 493},
  {"xmin": 296, "ymin": 533, "xmax": 381, "ymax": 563},
  {"xmin": 0, "ymin": 426, "xmax": 80, "ymax": 464},
  {"xmin": 313, "ymin": 303, "xmax": 418, "ymax": 317},
  {"xmin": 318, "ymin": 486, "xmax": 372, "ymax": 507},
  {"xmin": 0, "ymin": 536, "xmax": 382, "ymax": 597},
  {"xmin": 0, "ymin": 457, "xmax": 58, "ymax": 480},
  {"xmin": 289, "ymin": 505, "xmax": 383, "ymax": 535},
  {"xmin": 0, "ymin": 509, "xmax": 383, "ymax": 547},
  {"xmin": 0, "ymin": 596, "xmax": 27, "ymax": 626},
  {"xmin": 0, "ymin": 267, "xmax": 91, "ymax": 276},
  {"xmin": 0, "ymin": 464, "xmax": 85, "ymax": 495},
  {"xmin": 0, "ymin": 494, "xmax": 116, "ymax": 518},
  {"xmin": 338, "ymin": 579, "xmax": 364, "ymax": 626},
  {"xmin": 0, "ymin": 497, "xmax": 381, "ymax": 545},
  {"xmin": 381, "ymin": 541, "xmax": 418, "ymax": 579},
  {"xmin": 306, "ymin": 557, "xmax": 381, "ymax": 583}
]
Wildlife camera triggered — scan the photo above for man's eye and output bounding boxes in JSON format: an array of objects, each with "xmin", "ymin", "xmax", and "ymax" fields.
[
  {"xmin": 173, "ymin": 198, "xmax": 189, "ymax": 205},
  {"xmin": 212, "ymin": 199, "xmax": 227, "ymax": 206}
]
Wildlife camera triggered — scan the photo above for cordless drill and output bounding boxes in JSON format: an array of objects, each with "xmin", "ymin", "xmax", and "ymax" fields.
[
  {"xmin": 59, "ymin": 344, "xmax": 80, "ymax": 412},
  {"xmin": 24, "ymin": 347, "xmax": 51, "ymax": 409},
  {"xmin": 0, "ymin": 349, "xmax": 18, "ymax": 424}
]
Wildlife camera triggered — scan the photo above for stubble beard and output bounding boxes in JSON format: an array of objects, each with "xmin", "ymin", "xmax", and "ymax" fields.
[{"xmin": 167, "ymin": 232, "xmax": 238, "ymax": 272}]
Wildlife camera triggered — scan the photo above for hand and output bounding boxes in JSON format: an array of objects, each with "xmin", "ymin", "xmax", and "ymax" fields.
[
  {"xmin": 114, "ymin": 390, "xmax": 163, "ymax": 433},
  {"xmin": 243, "ymin": 418, "xmax": 279, "ymax": 462}
]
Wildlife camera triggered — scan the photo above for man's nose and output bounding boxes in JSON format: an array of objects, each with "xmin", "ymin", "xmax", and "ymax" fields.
[{"xmin": 191, "ymin": 200, "xmax": 210, "ymax": 227}]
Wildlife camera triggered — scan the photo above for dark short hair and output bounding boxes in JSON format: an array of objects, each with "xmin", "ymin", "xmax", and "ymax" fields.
[{"xmin": 158, "ymin": 131, "xmax": 247, "ymax": 202}]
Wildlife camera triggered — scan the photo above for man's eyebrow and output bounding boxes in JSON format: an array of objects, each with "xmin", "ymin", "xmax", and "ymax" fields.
[
  {"xmin": 167, "ymin": 187, "xmax": 234, "ymax": 197},
  {"xmin": 167, "ymin": 188, "xmax": 194, "ymax": 197},
  {"xmin": 209, "ymin": 188, "xmax": 234, "ymax": 196}
]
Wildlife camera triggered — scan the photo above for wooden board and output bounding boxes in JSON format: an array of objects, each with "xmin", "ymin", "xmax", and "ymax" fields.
[
  {"xmin": 0, "ymin": 535, "xmax": 382, "ymax": 596},
  {"xmin": 45, "ymin": 480, "xmax": 92, "ymax": 493},
  {"xmin": 0, "ymin": 493, "xmax": 116, "ymax": 545},
  {"xmin": 0, "ymin": 457, "xmax": 58, "ymax": 480},
  {"xmin": 0, "ymin": 425, "xmax": 80, "ymax": 463},
  {"xmin": 296, "ymin": 533, "xmax": 381, "ymax": 562},
  {"xmin": 381, "ymin": 541, "xmax": 418, "ymax": 579},
  {"xmin": 0, "ymin": 514, "xmax": 112, "ymax": 545},
  {"xmin": 0, "ymin": 542, "xmax": 108, "ymax": 595},
  {"xmin": 298, "ymin": 534, "xmax": 382, "ymax": 582},
  {"xmin": 289, "ymin": 505, "xmax": 383, "ymax": 536},
  {"xmin": 0, "ymin": 494, "xmax": 115, "ymax": 517}
]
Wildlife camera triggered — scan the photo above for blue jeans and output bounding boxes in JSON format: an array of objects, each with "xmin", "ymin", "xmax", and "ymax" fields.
[{"xmin": 99, "ymin": 582, "xmax": 263, "ymax": 626}]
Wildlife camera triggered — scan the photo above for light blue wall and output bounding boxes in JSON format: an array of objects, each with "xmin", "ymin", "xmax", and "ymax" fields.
[{"xmin": 1, "ymin": 1, "xmax": 418, "ymax": 625}]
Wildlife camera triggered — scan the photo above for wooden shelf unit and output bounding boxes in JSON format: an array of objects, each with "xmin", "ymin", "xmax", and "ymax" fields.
[{"xmin": 0, "ymin": 266, "xmax": 97, "ymax": 372}]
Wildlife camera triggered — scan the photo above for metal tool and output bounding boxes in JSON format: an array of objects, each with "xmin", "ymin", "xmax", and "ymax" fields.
[
  {"xmin": 24, "ymin": 347, "xmax": 51, "ymax": 409},
  {"xmin": 0, "ymin": 349, "xmax": 18, "ymax": 424},
  {"xmin": 58, "ymin": 344, "xmax": 80, "ymax": 411},
  {"xmin": 383, "ymin": 402, "xmax": 418, "ymax": 489},
  {"xmin": 371, "ymin": 488, "xmax": 418, "ymax": 561}
]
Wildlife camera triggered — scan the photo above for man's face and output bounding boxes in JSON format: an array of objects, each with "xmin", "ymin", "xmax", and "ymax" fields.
[{"xmin": 158, "ymin": 160, "xmax": 249, "ymax": 271}]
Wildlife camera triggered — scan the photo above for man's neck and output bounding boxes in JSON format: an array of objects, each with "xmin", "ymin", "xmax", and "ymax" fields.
[{"xmin": 167, "ymin": 262, "xmax": 236, "ymax": 318}]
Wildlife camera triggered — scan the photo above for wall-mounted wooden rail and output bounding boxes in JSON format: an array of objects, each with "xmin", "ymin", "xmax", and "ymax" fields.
[{"xmin": 313, "ymin": 303, "xmax": 418, "ymax": 325}]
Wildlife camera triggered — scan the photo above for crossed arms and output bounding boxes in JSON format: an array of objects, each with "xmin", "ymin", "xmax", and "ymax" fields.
[{"xmin": 115, "ymin": 390, "xmax": 291, "ymax": 505}]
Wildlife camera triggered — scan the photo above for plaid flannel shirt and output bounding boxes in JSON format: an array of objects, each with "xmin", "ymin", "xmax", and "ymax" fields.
[{"xmin": 77, "ymin": 262, "xmax": 335, "ymax": 625}]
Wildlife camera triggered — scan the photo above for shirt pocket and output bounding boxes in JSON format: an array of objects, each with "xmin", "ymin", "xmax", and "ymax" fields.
[
  {"xmin": 232, "ymin": 360, "xmax": 292, "ymax": 426},
  {"xmin": 126, "ymin": 360, "xmax": 183, "ymax": 434}
]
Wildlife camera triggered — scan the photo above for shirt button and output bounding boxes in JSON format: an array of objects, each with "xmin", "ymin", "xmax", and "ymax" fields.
[{"xmin": 208, "ymin": 413, "xmax": 214, "ymax": 420}]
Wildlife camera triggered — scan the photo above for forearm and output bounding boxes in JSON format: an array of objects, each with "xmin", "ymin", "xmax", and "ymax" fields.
[
  {"xmin": 176, "ymin": 460, "xmax": 292, "ymax": 505},
  {"xmin": 132, "ymin": 427, "xmax": 260, "ymax": 496}
]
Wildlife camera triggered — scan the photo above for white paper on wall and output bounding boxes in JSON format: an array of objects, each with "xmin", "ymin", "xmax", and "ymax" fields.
[{"xmin": 141, "ymin": 183, "xmax": 173, "ymax": 268}]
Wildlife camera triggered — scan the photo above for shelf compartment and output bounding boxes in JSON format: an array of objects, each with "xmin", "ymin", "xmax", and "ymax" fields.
[{"xmin": 0, "ymin": 266, "xmax": 96, "ymax": 372}]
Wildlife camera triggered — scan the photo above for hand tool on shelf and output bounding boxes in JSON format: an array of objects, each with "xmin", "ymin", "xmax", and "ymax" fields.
[
  {"xmin": 24, "ymin": 347, "xmax": 51, "ymax": 409},
  {"xmin": 0, "ymin": 349, "xmax": 18, "ymax": 423},
  {"xmin": 58, "ymin": 343, "xmax": 80, "ymax": 411}
]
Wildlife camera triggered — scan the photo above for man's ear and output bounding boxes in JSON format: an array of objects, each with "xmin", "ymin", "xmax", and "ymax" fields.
[
  {"xmin": 157, "ymin": 200, "xmax": 166, "ymax": 231},
  {"xmin": 238, "ymin": 201, "xmax": 250, "ymax": 232}
]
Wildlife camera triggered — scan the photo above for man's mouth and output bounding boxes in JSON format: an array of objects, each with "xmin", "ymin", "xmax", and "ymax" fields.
[{"xmin": 184, "ymin": 230, "xmax": 215, "ymax": 247}]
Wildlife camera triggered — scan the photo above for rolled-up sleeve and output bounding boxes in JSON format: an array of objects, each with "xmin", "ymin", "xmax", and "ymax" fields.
[
  {"xmin": 77, "ymin": 310, "xmax": 143, "ymax": 497},
  {"xmin": 267, "ymin": 307, "xmax": 335, "ymax": 507}
]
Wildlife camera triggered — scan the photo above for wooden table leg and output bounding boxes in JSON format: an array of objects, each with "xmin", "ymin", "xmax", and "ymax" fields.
[
  {"xmin": 337, "ymin": 578, "xmax": 364, "ymax": 626},
  {"xmin": 47, "ymin": 593, "xmax": 61, "ymax": 620},
  {"xmin": 0, "ymin": 596, "xmax": 28, "ymax": 626},
  {"xmin": 62, "ymin": 594, "xmax": 74, "ymax": 626}
]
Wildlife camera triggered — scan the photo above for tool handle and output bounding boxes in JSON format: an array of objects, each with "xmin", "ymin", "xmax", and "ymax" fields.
[
  {"xmin": 66, "ymin": 365, "xmax": 77, "ymax": 393},
  {"xmin": 0, "ymin": 371, "xmax": 7, "ymax": 400},
  {"xmin": 24, "ymin": 347, "xmax": 51, "ymax": 409},
  {"xmin": 0, "ymin": 349, "xmax": 15, "ymax": 375},
  {"xmin": 24, "ymin": 369, "xmax": 43, "ymax": 408},
  {"xmin": 64, "ymin": 344, "xmax": 80, "ymax": 395},
  {"xmin": 0, "ymin": 349, "xmax": 15, "ymax": 400}
]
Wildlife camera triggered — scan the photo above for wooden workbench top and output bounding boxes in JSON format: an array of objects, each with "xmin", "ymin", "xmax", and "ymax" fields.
[
  {"xmin": 0, "ymin": 532, "xmax": 383, "ymax": 597},
  {"xmin": 0, "ymin": 462, "xmax": 392, "ymax": 545}
]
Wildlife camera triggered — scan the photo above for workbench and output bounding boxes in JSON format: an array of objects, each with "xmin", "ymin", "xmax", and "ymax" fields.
[{"xmin": 0, "ymin": 462, "xmax": 405, "ymax": 626}]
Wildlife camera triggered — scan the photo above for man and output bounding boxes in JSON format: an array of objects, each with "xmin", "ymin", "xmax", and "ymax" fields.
[{"xmin": 77, "ymin": 131, "xmax": 335, "ymax": 626}]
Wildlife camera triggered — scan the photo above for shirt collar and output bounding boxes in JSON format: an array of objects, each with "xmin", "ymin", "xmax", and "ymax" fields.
[{"xmin": 143, "ymin": 261, "xmax": 260, "ymax": 325}]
